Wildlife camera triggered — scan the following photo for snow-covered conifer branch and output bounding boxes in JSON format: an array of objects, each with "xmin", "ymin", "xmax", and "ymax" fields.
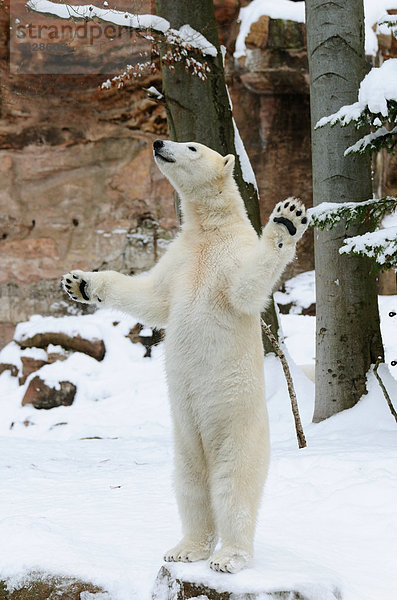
[
  {"xmin": 315, "ymin": 59, "xmax": 397, "ymax": 155},
  {"xmin": 344, "ymin": 125, "xmax": 397, "ymax": 155},
  {"xmin": 308, "ymin": 197, "xmax": 397, "ymax": 231},
  {"xmin": 339, "ymin": 228, "xmax": 397, "ymax": 269},
  {"xmin": 308, "ymin": 198, "xmax": 397, "ymax": 270}
]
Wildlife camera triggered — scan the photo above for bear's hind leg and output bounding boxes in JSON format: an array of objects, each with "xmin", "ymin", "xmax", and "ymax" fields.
[
  {"xmin": 208, "ymin": 423, "xmax": 269, "ymax": 573},
  {"xmin": 164, "ymin": 420, "xmax": 217, "ymax": 563}
]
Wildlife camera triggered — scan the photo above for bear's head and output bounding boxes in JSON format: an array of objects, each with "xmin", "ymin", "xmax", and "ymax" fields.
[{"xmin": 153, "ymin": 140, "xmax": 236, "ymax": 198}]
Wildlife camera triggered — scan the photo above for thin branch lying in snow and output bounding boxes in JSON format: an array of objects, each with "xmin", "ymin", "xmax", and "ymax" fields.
[
  {"xmin": 261, "ymin": 319, "xmax": 307, "ymax": 449},
  {"xmin": 374, "ymin": 359, "xmax": 397, "ymax": 425}
]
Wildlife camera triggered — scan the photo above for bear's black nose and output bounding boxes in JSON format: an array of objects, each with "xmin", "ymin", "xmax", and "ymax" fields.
[{"xmin": 153, "ymin": 140, "xmax": 164, "ymax": 151}]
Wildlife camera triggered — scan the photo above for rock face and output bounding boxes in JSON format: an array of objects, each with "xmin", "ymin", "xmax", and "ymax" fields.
[
  {"xmin": 1, "ymin": 0, "xmax": 175, "ymax": 344},
  {"xmin": 22, "ymin": 375, "xmax": 76, "ymax": 409},
  {"xmin": 1, "ymin": 2, "xmax": 396, "ymax": 345}
]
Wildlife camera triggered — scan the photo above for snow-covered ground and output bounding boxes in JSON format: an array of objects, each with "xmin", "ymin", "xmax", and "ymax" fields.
[{"xmin": 0, "ymin": 278, "xmax": 396, "ymax": 600}]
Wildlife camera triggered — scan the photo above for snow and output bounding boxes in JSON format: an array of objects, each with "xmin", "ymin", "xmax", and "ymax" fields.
[
  {"xmin": 146, "ymin": 86, "xmax": 164, "ymax": 100},
  {"xmin": 340, "ymin": 226, "xmax": 397, "ymax": 264},
  {"xmin": 234, "ymin": 0, "xmax": 397, "ymax": 59},
  {"xmin": 307, "ymin": 197, "xmax": 396, "ymax": 226},
  {"xmin": 274, "ymin": 270, "xmax": 315, "ymax": 315},
  {"xmin": 364, "ymin": 0, "xmax": 397, "ymax": 55},
  {"xmin": 26, "ymin": 0, "xmax": 170, "ymax": 32},
  {"xmin": 226, "ymin": 86, "xmax": 259, "ymax": 191},
  {"xmin": 344, "ymin": 124, "xmax": 397, "ymax": 156},
  {"xmin": 0, "ymin": 293, "xmax": 396, "ymax": 599},
  {"xmin": 308, "ymin": 200, "xmax": 397, "ymax": 265},
  {"xmin": 14, "ymin": 313, "xmax": 106, "ymax": 344},
  {"xmin": 26, "ymin": 0, "xmax": 217, "ymax": 57},
  {"xmin": 234, "ymin": 0, "xmax": 305, "ymax": 59},
  {"xmin": 316, "ymin": 59, "xmax": 397, "ymax": 129}
]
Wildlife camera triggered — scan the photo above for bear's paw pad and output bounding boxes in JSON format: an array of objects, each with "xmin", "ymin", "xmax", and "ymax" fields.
[
  {"xmin": 61, "ymin": 271, "xmax": 101, "ymax": 304},
  {"xmin": 272, "ymin": 198, "xmax": 308, "ymax": 238},
  {"xmin": 209, "ymin": 548, "xmax": 251, "ymax": 574}
]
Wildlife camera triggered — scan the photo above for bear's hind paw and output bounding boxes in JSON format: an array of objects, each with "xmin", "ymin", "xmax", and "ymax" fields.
[
  {"xmin": 164, "ymin": 539, "xmax": 213, "ymax": 563},
  {"xmin": 209, "ymin": 547, "xmax": 251, "ymax": 574}
]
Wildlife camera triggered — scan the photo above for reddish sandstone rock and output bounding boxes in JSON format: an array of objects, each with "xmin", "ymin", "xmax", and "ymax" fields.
[
  {"xmin": 0, "ymin": 362, "xmax": 18, "ymax": 377},
  {"xmin": 22, "ymin": 375, "xmax": 76, "ymax": 409},
  {"xmin": 19, "ymin": 356, "xmax": 48, "ymax": 385},
  {"xmin": 126, "ymin": 323, "xmax": 164, "ymax": 357},
  {"xmin": 17, "ymin": 332, "xmax": 106, "ymax": 361}
]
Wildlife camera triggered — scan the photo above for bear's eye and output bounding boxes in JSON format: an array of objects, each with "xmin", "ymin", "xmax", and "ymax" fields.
[{"xmin": 188, "ymin": 146, "xmax": 197, "ymax": 152}]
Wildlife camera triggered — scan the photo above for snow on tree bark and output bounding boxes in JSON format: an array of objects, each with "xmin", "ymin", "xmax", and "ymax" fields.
[{"xmin": 305, "ymin": 0, "xmax": 384, "ymax": 422}]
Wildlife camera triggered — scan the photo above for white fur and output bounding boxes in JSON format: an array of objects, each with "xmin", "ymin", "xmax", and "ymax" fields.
[{"xmin": 62, "ymin": 140, "xmax": 307, "ymax": 573}]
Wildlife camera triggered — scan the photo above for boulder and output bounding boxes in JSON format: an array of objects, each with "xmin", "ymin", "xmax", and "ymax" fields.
[
  {"xmin": 0, "ymin": 573, "xmax": 109, "ymax": 600},
  {"xmin": 17, "ymin": 332, "xmax": 105, "ymax": 361},
  {"xmin": 126, "ymin": 323, "xmax": 164, "ymax": 358},
  {"xmin": 19, "ymin": 356, "xmax": 49, "ymax": 385},
  {"xmin": 153, "ymin": 565, "xmax": 342, "ymax": 600},
  {"xmin": 19, "ymin": 351, "xmax": 69, "ymax": 384},
  {"xmin": 0, "ymin": 363, "xmax": 18, "ymax": 377},
  {"xmin": 22, "ymin": 376, "xmax": 76, "ymax": 409}
]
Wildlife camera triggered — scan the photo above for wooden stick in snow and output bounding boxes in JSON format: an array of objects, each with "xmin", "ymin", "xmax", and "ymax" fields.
[
  {"xmin": 261, "ymin": 319, "xmax": 307, "ymax": 449},
  {"xmin": 374, "ymin": 359, "xmax": 397, "ymax": 425}
]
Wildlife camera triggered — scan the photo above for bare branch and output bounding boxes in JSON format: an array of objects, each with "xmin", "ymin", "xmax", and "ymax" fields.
[
  {"xmin": 374, "ymin": 360, "xmax": 397, "ymax": 425},
  {"xmin": 261, "ymin": 319, "xmax": 307, "ymax": 449}
]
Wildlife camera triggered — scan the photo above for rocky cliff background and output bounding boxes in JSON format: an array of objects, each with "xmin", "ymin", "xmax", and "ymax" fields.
[{"xmin": 1, "ymin": 0, "xmax": 396, "ymax": 347}]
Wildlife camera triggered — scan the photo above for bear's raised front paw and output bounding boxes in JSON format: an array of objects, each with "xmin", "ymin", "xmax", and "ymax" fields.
[
  {"xmin": 271, "ymin": 197, "xmax": 308, "ymax": 240},
  {"xmin": 209, "ymin": 547, "xmax": 251, "ymax": 574},
  {"xmin": 164, "ymin": 538, "xmax": 214, "ymax": 563},
  {"xmin": 61, "ymin": 270, "xmax": 102, "ymax": 304}
]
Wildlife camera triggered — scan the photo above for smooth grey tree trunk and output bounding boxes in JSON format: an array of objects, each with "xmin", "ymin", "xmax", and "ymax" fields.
[
  {"xmin": 155, "ymin": 0, "xmax": 279, "ymax": 352},
  {"xmin": 306, "ymin": 0, "xmax": 384, "ymax": 422}
]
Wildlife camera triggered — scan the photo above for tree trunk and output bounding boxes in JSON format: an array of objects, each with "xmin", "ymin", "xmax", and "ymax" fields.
[
  {"xmin": 155, "ymin": 0, "xmax": 279, "ymax": 351},
  {"xmin": 306, "ymin": 0, "xmax": 384, "ymax": 422}
]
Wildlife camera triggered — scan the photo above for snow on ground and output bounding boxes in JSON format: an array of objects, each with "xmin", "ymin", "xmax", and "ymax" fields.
[
  {"xmin": 274, "ymin": 269, "xmax": 316, "ymax": 315},
  {"xmin": 0, "ymin": 286, "xmax": 396, "ymax": 600}
]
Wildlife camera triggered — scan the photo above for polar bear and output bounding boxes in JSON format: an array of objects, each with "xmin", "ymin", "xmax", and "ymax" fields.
[{"xmin": 62, "ymin": 140, "xmax": 307, "ymax": 573}]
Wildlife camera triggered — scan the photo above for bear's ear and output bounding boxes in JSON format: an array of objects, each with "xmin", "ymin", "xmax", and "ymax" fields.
[{"xmin": 223, "ymin": 154, "xmax": 235, "ymax": 175}]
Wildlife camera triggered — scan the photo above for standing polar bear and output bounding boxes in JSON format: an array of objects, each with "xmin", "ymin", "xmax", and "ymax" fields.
[{"xmin": 62, "ymin": 140, "xmax": 307, "ymax": 574}]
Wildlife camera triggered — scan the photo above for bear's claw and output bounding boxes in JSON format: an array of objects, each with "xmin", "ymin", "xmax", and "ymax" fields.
[
  {"xmin": 164, "ymin": 538, "xmax": 214, "ymax": 563},
  {"xmin": 209, "ymin": 547, "xmax": 251, "ymax": 574}
]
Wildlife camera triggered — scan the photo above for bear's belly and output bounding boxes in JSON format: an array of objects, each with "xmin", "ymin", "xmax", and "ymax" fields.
[{"xmin": 164, "ymin": 293, "xmax": 265, "ymax": 412}]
